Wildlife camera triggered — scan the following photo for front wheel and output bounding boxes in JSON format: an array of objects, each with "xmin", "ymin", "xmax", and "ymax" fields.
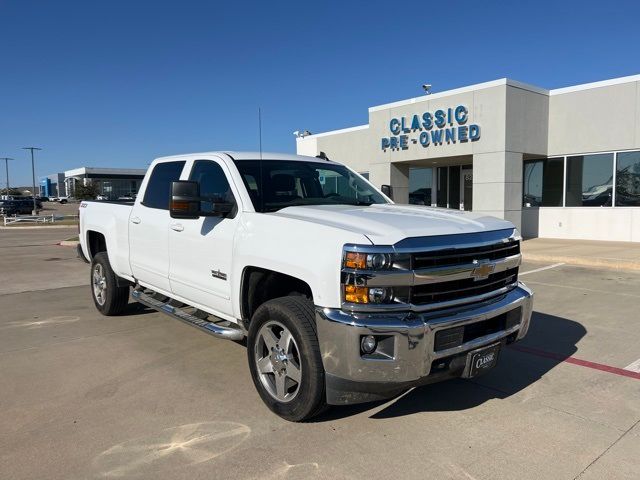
[
  {"xmin": 91, "ymin": 252, "xmax": 130, "ymax": 316},
  {"xmin": 247, "ymin": 296, "xmax": 327, "ymax": 422}
]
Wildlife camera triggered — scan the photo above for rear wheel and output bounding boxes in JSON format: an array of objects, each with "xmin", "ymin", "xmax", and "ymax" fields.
[
  {"xmin": 91, "ymin": 252, "xmax": 129, "ymax": 316},
  {"xmin": 247, "ymin": 296, "xmax": 327, "ymax": 422}
]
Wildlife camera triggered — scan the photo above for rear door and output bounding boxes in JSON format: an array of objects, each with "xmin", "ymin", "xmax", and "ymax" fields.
[
  {"xmin": 168, "ymin": 158, "xmax": 239, "ymax": 317},
  {"xmin": 129, "ymin": 160, "xmax": 186, "ymax": 293}
]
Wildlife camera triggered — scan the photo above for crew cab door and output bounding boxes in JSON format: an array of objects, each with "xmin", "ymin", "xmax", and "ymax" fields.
[
  {"xmin": 129, "ymin": 160, "xmax": 186, "ymax": 293},
  {"xmin": 168, "ymin": 158, "xmax": 239, "ymax": 318}
]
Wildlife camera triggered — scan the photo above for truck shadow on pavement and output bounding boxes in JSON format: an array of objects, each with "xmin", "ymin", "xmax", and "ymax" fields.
[{"xmin": 316, "ymin": 311, "xmax": 587, "ymax": 421}]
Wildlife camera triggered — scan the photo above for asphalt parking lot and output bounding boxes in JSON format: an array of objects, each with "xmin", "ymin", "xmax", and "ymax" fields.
[{"xmin": 1, "ymin": 229, "xmax": 639, "ymax": 480}]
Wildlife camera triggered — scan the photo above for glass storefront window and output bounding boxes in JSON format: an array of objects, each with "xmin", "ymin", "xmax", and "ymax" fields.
[
  {"xmin": 449, "ymin": 166, "xmax": 461, "ymax": 209},
  {"xmin": 523, "ymin": 157, "xmax": 563, "ymax": 207},
  {"xmin": 565, "ymin": 153, "xmax": 613, "ymax": 207},
  {"xmin": 408, "ymin": 167, "xmax": 432, "ymax": 205},
  {"xmin": 615, "ymin": 151, "xmax": 640, "ymax": 206},
  {"xmin": 436, "ymin": 167, "xmax": 448, "ymax": 207}
]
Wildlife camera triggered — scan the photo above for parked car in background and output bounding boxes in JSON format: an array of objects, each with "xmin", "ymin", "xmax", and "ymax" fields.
[
  {"xmin": 116, "ymin": 193, "xmax": 136, "ymax": 201},
  {"xmin": 96, "ymin": 194, "xmax": 109, "ymax": 201},
  {"xmin": 0, "ymin": 200, "xmax": 33, "ymax": 215}
]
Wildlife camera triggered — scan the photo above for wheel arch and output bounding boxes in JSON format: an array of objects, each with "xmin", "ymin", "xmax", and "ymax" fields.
[{"xmin": 240, "ymin": 266, "xmax": 314, "ymax": 323}]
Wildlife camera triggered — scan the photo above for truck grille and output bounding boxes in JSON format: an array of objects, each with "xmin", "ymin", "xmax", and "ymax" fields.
[
  {"xmin": 412, "ymin": 239, "xmax": 520, "ymax": 270},
  {"xmin": 411, "ymin": 267, "xmax": 519, "ymax": 305},
  {"xmin": 433, "ymin": 307, "xmax": 522, "ymax": 351}
]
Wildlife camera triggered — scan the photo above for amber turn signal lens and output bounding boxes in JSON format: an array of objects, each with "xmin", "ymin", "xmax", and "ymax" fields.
[
  {"xmin": 344, "ymin": 252, "xmax": 367, "ymax": 269},
  {"xmin": 344, "ymin": 285, "xmax": 369, "ymax": 303}
]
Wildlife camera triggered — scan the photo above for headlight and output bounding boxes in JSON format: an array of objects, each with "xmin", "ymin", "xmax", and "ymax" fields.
[
  {"xmin": 343, "ymin": 251, "xmax": 393, "ymax": 270},
  {"xmin": 341, "ymin": 246, "xmax": 410, "ymax": 307}
]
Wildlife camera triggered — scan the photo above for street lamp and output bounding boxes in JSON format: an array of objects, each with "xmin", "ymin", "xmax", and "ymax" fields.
[
  {"xmin": 0, "ymin": 157, "xmax": 14, "ymax": 196},
  {"xmin": 22, "ymin": 147, "xmax": 42, "ymax": 215}
]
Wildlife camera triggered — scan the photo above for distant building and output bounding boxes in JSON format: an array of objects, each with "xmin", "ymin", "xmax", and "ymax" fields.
[{"xmin": 41, "ymin": 167, "xmax": 147, "ymax": 199}]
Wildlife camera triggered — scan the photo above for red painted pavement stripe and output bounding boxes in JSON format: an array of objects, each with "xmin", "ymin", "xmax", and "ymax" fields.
[{"xmin": 510, "ymin": 344, "xmax": 640, "ymax": 380}]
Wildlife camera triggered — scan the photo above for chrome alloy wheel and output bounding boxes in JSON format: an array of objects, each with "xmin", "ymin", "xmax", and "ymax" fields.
[
  {"xmin": 92, "ymin": 263, "xmax": 107, "ymax": 306},
  {"xmin": 254, "ymin": 321, "xmax": 302, "ymax": 403}
]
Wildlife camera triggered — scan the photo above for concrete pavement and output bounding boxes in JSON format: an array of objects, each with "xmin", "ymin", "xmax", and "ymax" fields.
[
  {"xmin": 522, "ymin": 237, "xmax": 640, "ymax": 272},
  {"xmin": 0, "ymin": 229, "xmax": 639, "ymax": 479}
]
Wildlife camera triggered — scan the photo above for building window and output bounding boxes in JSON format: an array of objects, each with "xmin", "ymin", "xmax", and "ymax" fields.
[
  {"xmin": 436, "ymin": 167, "xmax": 448, "ymax": 207},
  {"xmin": 565, "ymin": 153, "xmax": 613, "ymax": 207},
  {"xmin": 523, "ymin": 158, "xmax": 563, "ymax": 207},
  {"xmin": 615, "ymin": 151, "xmax": 640, "ymax": 206},
  {"xmin": 409, "ymin": 167, "xmax": 433, "ymax": 206},
  {"xmin": 359, "ymin": 172, "xmax": 370, "ymax": 180}
]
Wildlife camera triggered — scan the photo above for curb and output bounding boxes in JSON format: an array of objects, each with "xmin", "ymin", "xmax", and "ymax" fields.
[{"xmin": 522, "ymin": 253, "xmax": 640, "ymax": 273}]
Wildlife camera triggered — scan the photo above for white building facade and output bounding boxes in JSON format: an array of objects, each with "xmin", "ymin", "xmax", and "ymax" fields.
[{"xmin": 296, "ymin": 74, "xmax": 640, "ymax": 242}]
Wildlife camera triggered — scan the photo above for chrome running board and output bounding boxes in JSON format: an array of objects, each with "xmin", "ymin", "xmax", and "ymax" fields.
[{"xmin": 131, "ymin": 289, "xmax": 245, "ymax": 341}]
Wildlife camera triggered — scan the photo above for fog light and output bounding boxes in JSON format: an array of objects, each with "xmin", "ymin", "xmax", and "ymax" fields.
[{"xmin": 361, "ymin": 335, "xmax": 377, "ymax": 354}]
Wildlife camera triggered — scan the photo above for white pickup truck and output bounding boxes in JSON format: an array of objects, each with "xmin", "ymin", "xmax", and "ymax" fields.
[{"xmin": 79, "ymin": 151, "xmax": 533, "ymax": 421}]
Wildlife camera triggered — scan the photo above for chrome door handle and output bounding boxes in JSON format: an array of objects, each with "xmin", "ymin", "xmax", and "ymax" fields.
[
  {"xmin": 131, "ymin": 216, "xmax": 141, "ymax": 224},
  {"xmin": 170, "ymin": 223, "xmax": 184, "ymax": 232}
]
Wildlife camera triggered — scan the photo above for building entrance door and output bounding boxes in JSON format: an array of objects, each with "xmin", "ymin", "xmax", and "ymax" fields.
[{"xmin": 461, "ymin": 165, "xmax": 472, "ymax": 211}]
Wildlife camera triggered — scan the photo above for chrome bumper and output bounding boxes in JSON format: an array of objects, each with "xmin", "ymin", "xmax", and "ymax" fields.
[{"xmin": 316, "ymin": 282, "xmax": 533, "ymax": 405}]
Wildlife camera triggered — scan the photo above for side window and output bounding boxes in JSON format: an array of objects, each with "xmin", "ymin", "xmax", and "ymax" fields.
[
  {"xmin": 189, "ymin": 160, "xmax": 236, "ymax": 211},
  {"xmin": 142, "ymin": 161, "xmax": 186, "ymax": 210}
]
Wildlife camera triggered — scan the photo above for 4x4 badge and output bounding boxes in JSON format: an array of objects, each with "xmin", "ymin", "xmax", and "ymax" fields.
[{"xmin": 211, "ymin": 269, "xmax": 228, "ymax": 281}]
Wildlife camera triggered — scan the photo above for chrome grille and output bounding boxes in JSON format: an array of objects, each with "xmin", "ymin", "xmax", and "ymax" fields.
[
  {"xmin": 412, "ymin": 239, "xmax": 520, "ymax": 270},
  {"xmin": 411, "ymin": 267, "xmax": 519, "ymax": 305}
]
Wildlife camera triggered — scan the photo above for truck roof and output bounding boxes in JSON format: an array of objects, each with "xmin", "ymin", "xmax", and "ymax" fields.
[{"xmin": 155, "ymin": 151, "xmax": 334, "ymax": 163}]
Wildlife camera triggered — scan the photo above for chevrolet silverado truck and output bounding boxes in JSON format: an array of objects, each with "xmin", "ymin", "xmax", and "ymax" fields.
[{"xmin": 79, "ymin": 151, "xmax": 533, "ymax": 421}]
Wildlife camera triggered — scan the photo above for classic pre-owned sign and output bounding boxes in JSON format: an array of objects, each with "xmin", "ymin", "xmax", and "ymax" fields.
[{"xmin": 381, "ymin": 105, "xmax": 480, "ymax": 151}]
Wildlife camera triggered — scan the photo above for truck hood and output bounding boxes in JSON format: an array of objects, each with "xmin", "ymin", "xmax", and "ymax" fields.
[{"xmin": 271, "ymin": 204, "xmax": 515, "ymax": 245}]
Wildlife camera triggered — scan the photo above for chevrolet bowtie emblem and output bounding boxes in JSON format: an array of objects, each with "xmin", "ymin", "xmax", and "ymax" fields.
[{"xmin": 471, "ymin": 261, "xmax": 495, "ymax": 280}]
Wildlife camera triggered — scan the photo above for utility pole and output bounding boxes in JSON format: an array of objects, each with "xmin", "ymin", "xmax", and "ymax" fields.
[
  {"xmin": 0, "ymin": 157, "xmax": 14, "ymax": 196},
  {"xmin": 22, "ymin": 147, "xmax": 42, "ymax": 215}
]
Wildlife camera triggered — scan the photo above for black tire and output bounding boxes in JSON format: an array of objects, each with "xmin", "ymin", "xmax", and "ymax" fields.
[
  {"xmin": 90, "ymin": 251, "xmax": 130, "ymax": 316},
  {"xmin": 247, "ymin": 296, "xmax": 327, "ymax": 422}
]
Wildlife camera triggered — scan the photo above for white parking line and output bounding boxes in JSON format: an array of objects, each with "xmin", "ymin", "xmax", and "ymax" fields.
[
  {"xmin": 519, "ymin": 262, "xmax": 565, "ymax": 276},
  {"xmin": 624, "ymin": 358, "xmax": 640, "ymax": 373}
]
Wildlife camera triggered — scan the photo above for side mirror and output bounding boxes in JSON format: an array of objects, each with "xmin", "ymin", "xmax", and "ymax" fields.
[
  {"xmin": 381, "ymin": 184, "xmax": 394, "ymax": 200},
  {"xmin": 210, "ymin": 202, "xmax": 235, "ymax": 216},
  {"xmin": 170, "ymin": 181, "xmax": 200, "ymax": 219}
]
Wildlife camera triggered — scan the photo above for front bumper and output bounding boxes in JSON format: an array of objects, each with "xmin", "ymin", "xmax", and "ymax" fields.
[{"xmin": 316, "ymin": 282, "xmax": 533, "ymax": 405}]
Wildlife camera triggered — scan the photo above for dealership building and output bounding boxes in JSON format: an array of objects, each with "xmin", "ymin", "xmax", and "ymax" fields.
[
  {"xmin": 40, "ymin": 167, "xmax": 147, "ymax": 199},
  {"xmin": 296, "ymin": 74, "xmax": 640, "ymax": 242}
]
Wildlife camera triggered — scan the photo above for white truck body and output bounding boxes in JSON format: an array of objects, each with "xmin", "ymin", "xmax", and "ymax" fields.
[{"xmin": 79, "ymin": 151, "xmax": 533, "ymax": 420}]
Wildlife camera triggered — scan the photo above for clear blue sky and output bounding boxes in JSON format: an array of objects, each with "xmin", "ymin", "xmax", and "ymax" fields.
[{"xmin": 2, "ymin": 0, "xmax": 640, "ymax": 185}]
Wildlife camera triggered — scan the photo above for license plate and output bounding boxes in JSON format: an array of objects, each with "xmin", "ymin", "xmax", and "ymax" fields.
[{"xmin": 465, "ymin": 343, "xmax": 501, "ymax": 378}]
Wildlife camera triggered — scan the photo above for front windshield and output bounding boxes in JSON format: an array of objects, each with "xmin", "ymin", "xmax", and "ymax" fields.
[{"xmin": 233, "ymin": 159, "xmax": 388, "ymax": 212}]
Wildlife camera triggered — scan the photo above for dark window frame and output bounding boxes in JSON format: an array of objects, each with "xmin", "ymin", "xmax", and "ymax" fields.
[
  {"xmin": 188, "ymin": 159, "xmax": 238, "ymax": 218},
  {"xmin": 615, "ymin": 151, "xmax": 640, "ymax": 207},
  {"xmin": 565, "ymin": 153, "xmax": 614, "ymax": 207},
  {"xmin": 522, "ymin": 157, "xmax": 564, "ymax": 207},
  {"xmin": 141, "ymin": 161, "xmax": 186, "ymax": 210}
]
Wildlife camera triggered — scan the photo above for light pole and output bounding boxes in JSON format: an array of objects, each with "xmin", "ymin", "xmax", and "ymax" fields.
[
  {"xmin": 22, "ymin": 147, "xmax": 42, "ymax": 215},
  {"xmin": 0, "ymin": 157, "xmax": 14, "ymax": 196}
]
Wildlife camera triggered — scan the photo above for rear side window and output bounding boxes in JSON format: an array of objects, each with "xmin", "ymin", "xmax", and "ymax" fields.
[{"xmin": 142, "ymin": 161, "xmax": 186, "ymax": 209}]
